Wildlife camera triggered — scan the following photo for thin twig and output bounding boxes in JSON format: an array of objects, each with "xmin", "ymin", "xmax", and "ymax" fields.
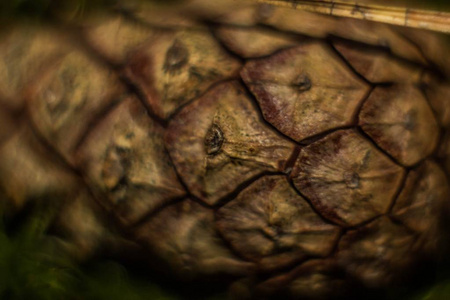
[{"xmin": 256, "ymin": 0, "xmax": 450, "ymax": 33}]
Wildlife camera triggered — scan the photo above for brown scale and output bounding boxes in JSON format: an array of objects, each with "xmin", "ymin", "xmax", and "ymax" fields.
[
  {"xmin": 124, "ymin": 29, "xmax": 242, "ymax": 119},
  {"xmin": 216, "ymin": 175, "xmax": 341, "ymax": 271},
  {"xmin": 422, "ymin": 77, "xmax": 450, "ymax": 128},
  {"xmin": 165, "ymin": 81, "xmax": 296, "ymax": 205},
  {"xmin": 134, "ymin": 199, "xmax": 256, "ymax": 279},
  {"xmin": 0, "ymin": 25, "xmax": 71, "ymax": 111},
  {"xmin": 336, "ymin": 216, "xmax": 418, "ymax": 288},
  {"xmin": 76, "ymin": 97, "xmax": 185, "ymax": 226},
  {"xmin": 255, "ymin": 259, "xmax": 349, "ymax": 299},
  {"xmin": 26, "ymin": 50, "xmax": 125, "ymax": 165},
  {"xmin": 291, "ymin": 129, "xmax": 405, "ymax": 227},
  {"xmin": 241, "ymin": 41, "xmax": 370, "ymax": 142},
  {"xmin": 359, "ymin": 85, "xmax": 440, "ymax": 166},
  {"xmin": 392, "ymin": 161, "xmax": 450, "ymax": 253},
  {"xmin": 0, "ymin": 123, "xmax": 78, "ymax": 210},
  {"xmin": 333, "ymin": 40, "xmax": 424, "ymax": 84}
]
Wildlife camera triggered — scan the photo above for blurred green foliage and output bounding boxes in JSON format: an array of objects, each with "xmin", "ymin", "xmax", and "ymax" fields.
[
  {"xmin": 0, "ymin": 199, "xmax": 183, "ymax": 300},
  {"xmin": 413, "ymin": 281, "xmax": 450, "ymax": 300},
  {"xmin": 0, "ymin": 196, "xmax": 234, "ymax": 299},
  {"xmin": 0, "ymin": 200, "xmax": 77, "ymax": 299}
]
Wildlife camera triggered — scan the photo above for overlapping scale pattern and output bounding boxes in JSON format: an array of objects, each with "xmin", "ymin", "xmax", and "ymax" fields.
[{"xmin": 0, "ymin": 1, "xmax": 449, "ymax": 298}]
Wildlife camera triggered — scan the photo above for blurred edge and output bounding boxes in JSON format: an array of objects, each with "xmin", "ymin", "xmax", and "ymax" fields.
[
  {"xmin": 1, "ymin": 0, "xmax": 450, "ymax": 25},
  {"xmin": 258, "ymin": 0, "xmax": 450, "ymax": 33},
  {"xmin": 0, "ymin": 0, "xmax": 449, "ymax": 300}
]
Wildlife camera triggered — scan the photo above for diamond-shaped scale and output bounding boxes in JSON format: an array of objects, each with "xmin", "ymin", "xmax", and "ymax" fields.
[
  {"xmin": 216, "ymin": 175, "xmax": 340, "ymax": 271},
  {"xmin": 422, "ymin": 78, "xmax": 450, "ymax": 127},
  {"xmin": 291, "ymin": 129, "xmax": 405, "ymax": 227},
  {"xmin": 255, "ymin": 259, "xmax": 347, "ymax": 299},
  {"xmin": 333, "ymin": 41, "xmax": 423, "ymax": 84},
  {"xmin": 26, "ymin": 49, "xmax": 125, "ymax": 164},
  {"xmin": 359, "ymin": 85, "xmax": 440, "ymax": 166},
  {"xmin": 55, "ymin": 188, "xmax": 108, "ymax": 260},
  {"xmin": 337, "ymin": 217, "xmax": 416, "ymax": 288},
  {"xmin": 0, "ymin": 25, "xmax": 71, "ymax": 110},
  {"xmin": 134, "ymin": 199, "xmax": 255, "ymax": 279},
  {"xmin": 392, "ymin": 160, "xmax": 449, "ymax": 253},
  {"xmin": 165, "ymin": 81, "xmax": 296, "ymax": 205},
  {"xmin": 125, "ymin": 29, "xmax": 241, "ymax": 119},
  {"xmin": 81, "ymin": 15, "xmax": 159, "ymax": 64},
  {"xmin": 77, "ymin": 97, "xmax": 185, "ymax": 225},
  {"xmin": 0, "ymin": 124, "xmax": 78, "ymax": 210},
  {"xmin": 257, "ymin": 7, "xmax": 426, "ymax": 64},
  {"xmin": 241, "ymin": 41, "xmax": 370, "ymax": 142}
]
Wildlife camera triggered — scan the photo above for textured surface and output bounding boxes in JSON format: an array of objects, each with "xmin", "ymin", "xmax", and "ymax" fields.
[
  {"xmin": 0, "ymin": 1, "xmax": 449, "ymax": 299},
  {"xmin": 333, "ymin": 41, "xmax": 423, "ymax": 84},
  {"xmin": 134, "ymin": 199, "xmax": 255, "ymax": 278},
  {"xmin": 77, "ymin": 97, "xmax": 185, "ymax": 225},
  {"xmin": 291, "ymin": 130, "xmax": 405, "ymax": 226},
  {"xmin": 125, "ymin": 29, "xmax": 241, "ymax": 119},
  {"xmin": 337, "ymin": 217, "xmax": 417, "ymax": 288},
  {"xmin": 392, "ymin": 161, "xmax": 449, "ymax": 252},
  {"xmin": 0, "ymin": 124, "xmax": 78, "ymax": 210},
  {"xmin": 0, "ymin": 25, "xmax": 71, "ymax": 110},
  {"xmin": 241, "ymin": 42, "xmax": 370, "ymax": 141},
  {"xmin": 359, "ymin": 85, "xmax": 440, "ymax": 166},
  {"xmin": 165, "ymin": 81, "xmax": 296, "ymax": 205},
  {"xmin": 217, "ymin": 176, "xmax": 340, "ymax": 271},
  {"xmin": 27, "ymin": 49, "xmax": 125, "ymax": 164}
]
